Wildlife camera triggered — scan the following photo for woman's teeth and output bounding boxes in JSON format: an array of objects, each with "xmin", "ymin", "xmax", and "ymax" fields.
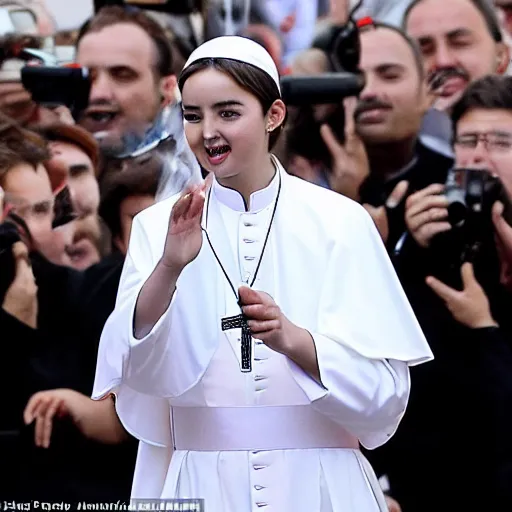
[{"xmin": 206, "ymin": 145, "xmax": 230, "ymax": 157}]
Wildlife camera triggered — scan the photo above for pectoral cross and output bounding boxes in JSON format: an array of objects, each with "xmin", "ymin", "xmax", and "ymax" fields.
[{"xmin": 221, "ymin": 310, "xmax": 252, "ymax": 372}]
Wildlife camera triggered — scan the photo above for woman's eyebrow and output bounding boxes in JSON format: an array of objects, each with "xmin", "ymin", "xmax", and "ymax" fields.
[{"xmin": 183, "ymin": 100, "xmax": 244, "ymax": 110}]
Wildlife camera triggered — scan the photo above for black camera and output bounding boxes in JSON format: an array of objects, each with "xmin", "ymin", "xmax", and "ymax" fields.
[
  {"xmin": 280, "ymin": 10, "xmax": 365, "ymax": 106},
  {"xmin": 283, "ymin": 2, "xmax": 365, "ymax": 166},
  {"xmin": 21, "ymin": 65, "xmax": 91, "ymax": 118},
  {"xmin": 0, "ymin": 35, "xmax": 92, "ymax": 119},
  {"xmin": 445, "ymin": 168, "xmax": 512, "ymax": 229},
  {"xmin": 433, "ymin": 168, "xmax": 512, "ymax": 289},
  {"xmin": 0, "ymin": 217, "xmax": 22, "ymax": 304}
]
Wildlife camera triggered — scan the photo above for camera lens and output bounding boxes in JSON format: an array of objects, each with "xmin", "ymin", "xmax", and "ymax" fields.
[{"xmin": 447, "ymin": 201, "xmax": 467, "ymax": 227}]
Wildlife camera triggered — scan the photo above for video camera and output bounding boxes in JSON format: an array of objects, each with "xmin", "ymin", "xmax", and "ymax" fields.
[
  {"xmin": 280, "ymin": 0, "xmax": 365, "ymax": 106},
  {"xmin": 0, "ymin": 30, "xmax": 91, "ymax": 119},
  {"xmin": 282, "ymin": 1, "xmax": 365, "ymax": 165}
]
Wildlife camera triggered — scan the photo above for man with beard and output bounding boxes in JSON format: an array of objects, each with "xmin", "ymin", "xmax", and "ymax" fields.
[
  {"xmin": 286, "ymin": 22, "xmax": 453, "ymax": 251},
  {"xmin": 404, "ymin": 0, "xmax": 509, "ymax": 155}
]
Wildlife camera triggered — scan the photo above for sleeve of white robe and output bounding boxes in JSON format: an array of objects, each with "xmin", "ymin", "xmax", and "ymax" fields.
[
  {"xmin": 287, "ymin": 205, "xmax": 432, "ymax": 450},
  {"xmin": 95, "ymin": 203, "xmax": 221, "ymax": 400}
]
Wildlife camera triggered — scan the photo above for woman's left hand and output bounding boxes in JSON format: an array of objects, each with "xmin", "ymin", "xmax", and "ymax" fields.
[
  {"xmin": 239, "ymin": 286, "xmax": 321, "ymax": 382},
  {"xmin": 426, "ymin": 262, "xmax": 497, "ymax": 329},
  {"xmin": 239, "ymin": 286, "xmax": 292, "ymax": 355}
]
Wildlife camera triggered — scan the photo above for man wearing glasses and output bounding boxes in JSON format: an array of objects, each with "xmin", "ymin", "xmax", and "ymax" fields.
[{"xmin": 369, "ymin": 75, "xmax": 512, "ymax": 511}]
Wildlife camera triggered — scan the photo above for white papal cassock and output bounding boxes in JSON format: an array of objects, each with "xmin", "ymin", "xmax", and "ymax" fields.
[{"xmin": 92, "ymin": 157, "xmax": 433, "ymax": 511}]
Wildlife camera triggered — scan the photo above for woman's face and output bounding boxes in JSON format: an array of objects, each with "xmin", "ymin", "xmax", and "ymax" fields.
[{"xmin": 182, "ymin": 67, "xmax": 269, "ymax": 183}]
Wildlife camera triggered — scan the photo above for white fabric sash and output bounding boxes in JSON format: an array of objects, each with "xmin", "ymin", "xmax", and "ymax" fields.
[{"xmin": 170, "ymin": 405, "xmax": 360, "ymax": 451}]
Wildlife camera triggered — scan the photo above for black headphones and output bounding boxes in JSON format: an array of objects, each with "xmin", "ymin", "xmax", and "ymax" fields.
[{"xmin": 311, "ymin": 0, "xmax": 363, "ymax": 73}]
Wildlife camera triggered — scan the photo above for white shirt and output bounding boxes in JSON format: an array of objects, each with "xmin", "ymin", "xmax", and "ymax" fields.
[
  {"xmin": 213, "ymin": 170, "xmax": 279, "ymax": 286},
  {"xmin": 93, "ymin": 157, "xmax": 433, "ymax": 511}
]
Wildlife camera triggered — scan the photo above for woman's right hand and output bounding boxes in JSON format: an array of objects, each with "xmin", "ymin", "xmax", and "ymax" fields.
[{"xmin": 161, "ymin": 183, "xmax": 207, "ymax": 271}]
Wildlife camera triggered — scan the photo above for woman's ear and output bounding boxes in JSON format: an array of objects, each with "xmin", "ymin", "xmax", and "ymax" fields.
[{"xmin": 266, "ymin": 99, "xmax": 287, "ymax": 132}]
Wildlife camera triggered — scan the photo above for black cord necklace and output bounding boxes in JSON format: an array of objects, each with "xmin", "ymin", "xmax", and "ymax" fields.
[{"xmin": 201, "ymin": 172, "xmax": 282, "ymax": 372}]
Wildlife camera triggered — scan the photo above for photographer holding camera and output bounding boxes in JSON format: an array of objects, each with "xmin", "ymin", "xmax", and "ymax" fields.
[
  {"xmin": 0, "ymin": 112, "xmax": 142, "ymax": 501},
  {"xmin": 285, "ymin": 20, "xmax": 453, "ymax": 250},
  {"xmin": 377, "ymin": 75, "xmax": 512, "ymax": 511}
]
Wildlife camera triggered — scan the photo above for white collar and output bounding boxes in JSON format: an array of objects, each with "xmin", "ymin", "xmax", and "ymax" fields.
[{"xmin": 212, "ymin": 164, "xmax": 280, "ymax": 213}]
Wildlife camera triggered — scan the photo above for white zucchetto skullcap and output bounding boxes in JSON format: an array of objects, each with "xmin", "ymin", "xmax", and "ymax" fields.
[{"xmin": 182, "ymin": 36, "xmax": 281, "ymax": 93}]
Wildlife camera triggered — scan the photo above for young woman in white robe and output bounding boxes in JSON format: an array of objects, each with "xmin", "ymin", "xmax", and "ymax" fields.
[{"xmin": 92, "ymin": 36, "xmax": 433, "ymax": 511}]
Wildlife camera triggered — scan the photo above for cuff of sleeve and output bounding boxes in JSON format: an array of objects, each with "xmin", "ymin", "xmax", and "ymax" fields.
[
  {"xmin": 286, "ymin": 332, "xmax": 329, "ymax": 403},
  {"xmin": 128, "ymin": 284, "xmax": 178, "ymax": 348}
]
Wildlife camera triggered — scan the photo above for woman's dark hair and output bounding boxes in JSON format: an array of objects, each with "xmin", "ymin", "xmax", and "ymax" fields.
[{"xmin": 178, "ymin": 58, "xmax": 285, "ymax": 150}]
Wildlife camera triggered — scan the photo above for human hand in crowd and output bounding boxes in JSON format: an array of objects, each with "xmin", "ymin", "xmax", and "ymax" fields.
[
  {"xmin": 426, "ymin": 262, "xmax": 497, "ymax": 329},
  {"xmin": 493, "ymin": 201, "xmax": 512, "ymax": 293},
  {"xmin": 37, "ymin": 105, "xmax": 76, "ymax": 127},
  {"xmin": 363, "ymin": 181, "xmax": 409, "ymax": 243},
  {"xmin": 320, "ymin": 97, "xmax": 369, "ymax": 202},
  {"xmin": 405, "ymin": 184, "xmax": 451, "ymax": 248},
  {"xmin": 0, "ymin": 81, "xmax": 37, "ymax": 125},
  {"xmin": 385, "ymin": 495, "xmax": 402, "ymax": 512},
  {"xmin": 24, "ymin": 389, "xmax": 88, "ymax": 448},
  {"xmin": 2, "ymin": 241, "xmax": 38, "ymax": 328},
  {"xmin": 162, "ymin": 181, "xmax": 208, "ymax": 271},
  {"xmin": 426, "ymin": 70, "xmax": 466, "ymax": 113},
  {"xmin": 24, "ymin": 389, "xmax": 128, "ymax": 447}
]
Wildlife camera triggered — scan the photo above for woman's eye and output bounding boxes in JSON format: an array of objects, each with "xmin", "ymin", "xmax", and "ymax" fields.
[
  {"xmin": 220, "ymin": 111, "xmax": 239, "ymax": 119},
  {"xmin": 184, "ymin": 113, "xmax": 200, "ymax": 122}
]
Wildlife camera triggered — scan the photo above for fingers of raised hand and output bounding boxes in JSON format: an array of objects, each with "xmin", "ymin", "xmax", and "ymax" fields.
[
  {"xmin": 492, "ymin": 201, "xmax": 512, "ymax": 242},
  {"xmin": 343, "ymin": 97, "xmax": 357, "ymax": 141},
  {"xmin": 425, "ymin": 275, "xmax": 458, "ymax": 302},
  {"xmin": 186, "ymin": 187, "xmax": 205, "ymax": 220},
  {"xmin": 406, "ymin": 193, "xmax": 449, "ymax": 220},
  {"xmin": 386, "ymin": 181, "xmax": 410, "ymax": 208},
  {"xmin": 461, "ymin": 262, "xmax": 478, "ymax": 288},
  {"xmin": 320, "ymin": 123, "xmax": 344, "ymax": 159},
  {"xmin": 171, "ymin": 190, "xmax": 194, "ymax": 223}
]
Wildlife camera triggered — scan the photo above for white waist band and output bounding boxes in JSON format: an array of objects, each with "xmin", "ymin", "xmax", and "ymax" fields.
[{"xmin": 171, "ymin": 405, "xmax": 359, "ymax": 451}]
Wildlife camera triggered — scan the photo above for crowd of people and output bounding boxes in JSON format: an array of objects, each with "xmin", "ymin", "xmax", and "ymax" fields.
[{"xmin": 2, "ymin": 0, "xmax": 512, "ymax": 510}]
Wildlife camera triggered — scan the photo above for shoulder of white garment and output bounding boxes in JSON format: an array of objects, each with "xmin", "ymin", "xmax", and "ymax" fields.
[
  {"xmin": 283, "ymin": 168, "xmax": 434, "ymax": 365},
  {"xmin": 283, "ymin": 170, "xmax": 373, "ymax": 236}
]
